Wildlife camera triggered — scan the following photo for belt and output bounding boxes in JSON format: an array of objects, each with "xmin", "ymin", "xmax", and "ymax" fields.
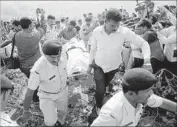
[{"xmin": 39, "ymin": 85, "xmax": 67, "ymax": 94}]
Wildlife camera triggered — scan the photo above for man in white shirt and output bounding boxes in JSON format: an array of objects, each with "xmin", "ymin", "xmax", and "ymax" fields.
[
  {"xmin": 157, "ymin": 26, "xmax": 177, "ymax": 75},
  {"xmin": 40, "ymin": 15, "xmax": 58, "ymax": 44},
  {"xmin": 87, "ymin": 8, "xmax": 151, "ymax": 112},
  {"xmin": 81, "ymin": 17, "xmax": 98, "ymax": 49},
  {"xmin": 21, "ymin": 40, "xmax": 68, "ymax": 126},
  {"xmin": 56, "ymin": 21, "xmax": 63, "ymax": 35},
  {"xmin": 91, "ymin": 68, "xmax": 177, "ymax": 126}
]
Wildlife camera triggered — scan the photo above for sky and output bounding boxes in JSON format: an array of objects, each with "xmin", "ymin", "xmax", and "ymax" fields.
[{"xmin": 0, "ymin": 1, "xmax": 176, "ymax": 21}]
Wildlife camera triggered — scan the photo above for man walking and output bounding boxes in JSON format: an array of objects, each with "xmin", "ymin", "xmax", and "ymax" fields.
[{"xmin": 87, "ymin": 8, "xmax": 151, "ymax": 113}]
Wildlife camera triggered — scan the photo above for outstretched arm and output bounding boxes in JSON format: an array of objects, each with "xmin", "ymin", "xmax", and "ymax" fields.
[
  {"xmin": 147, "ymin": 94, "xmax": 177, "ymax": 113},
  {"xmin": 0, "ymin": 39, "xmax": 12, "ymax": 48}
]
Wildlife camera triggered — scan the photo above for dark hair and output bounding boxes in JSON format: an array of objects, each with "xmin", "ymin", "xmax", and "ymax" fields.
[
  {"xmin": 56, "ymin": 21, "xmax": 60, "ymax": 24},
  {"xmin": 12, "ymin": 20, "xmax": 20, "ymax": 27},
  {"xmin": 85, "ymin": 17, "xmax": 92, "ymax": 22},
  {"xmin": 143, "ymin": 30, "xmax": 158, "ymax": 44},
  {"xmin": 69, "ymin": 20, "xmax": 76, "ymax": 27},
  {"xmin": 164, "ymin": 5, "xmax": 170, "ymax": 11},
  {"xmin": 106, "ymin": 8, "xmax": 122, "ymax": 22},
  {"xmin": 20, "ymin": 18, "xmax": 32, "ymax": 29},
  {"xmin": 150, "ymin": 15, "xmax": 157, "ymax": 25},
  {"xmin": 47, "ymin": 15, "xmax": 55, "ymax": 20},
  {"xmin": 75, "ymin": 26, "xmax": 80, "ymax": 32},
  {"xmin": 159, "ymin": 20, "xmax": 173, "ymax": 28},
  {"xmin": 122, "ymin": 82, "xmax": 139, "ymax": 94},
  {"xmin": 61, "ymin": 18, "xmax": 65, "ymax": 23},
  {"xmin": 137, "ymin": 18, "xmax": 152, "ymax": 29},
  {"xmin": 166, "ymin": 20, "xmax": 173, "ymax": 27},
  {"xmin": 88, "ymin": 12, "xmax": 92, "ymax": 15}
]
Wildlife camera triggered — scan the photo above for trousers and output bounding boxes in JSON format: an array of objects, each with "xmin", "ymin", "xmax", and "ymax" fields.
[
  {"xmin": 38, "ymin": 86, "xmax": 68, "ymax": 126},
  {"xmin": 93, "ymin": 63, "xmax": 118, "ymax": 108}
]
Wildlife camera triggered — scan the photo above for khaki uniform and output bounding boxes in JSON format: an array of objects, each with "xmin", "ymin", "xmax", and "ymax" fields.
[
  {"xmin": 28, "ymin": 52, "xmax": 68, "ymax": 126},
  {"xmin": 91, "ymin": 91, "xmax": 163, "ymax": 126}
]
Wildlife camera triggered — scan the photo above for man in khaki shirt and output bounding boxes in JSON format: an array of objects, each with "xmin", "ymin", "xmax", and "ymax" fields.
[
  {"xmin": 21, "ymin": 40, "xmax": 68, "ymax": 126},
  {"xmin": 91, "ymin": 68, "xmax": 177, "ymax": 126}
]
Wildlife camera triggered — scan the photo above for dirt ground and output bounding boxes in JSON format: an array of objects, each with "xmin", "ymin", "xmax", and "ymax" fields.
[{"xmin": 1, "ymin": 68, "xmax": 177, "ymax": 127}]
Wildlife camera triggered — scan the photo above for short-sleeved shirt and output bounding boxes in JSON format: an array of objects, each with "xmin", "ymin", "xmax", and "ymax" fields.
[
  {"xmin": 28, "ymin": 52, "xmax": 68, "ymax": 94},
  {"xmin": 91, "ymin": 91, "xmax": 163, "ymax": 126}
]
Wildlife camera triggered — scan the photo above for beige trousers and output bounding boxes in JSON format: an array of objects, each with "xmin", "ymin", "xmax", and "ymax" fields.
[{"xmin": 38, "ymin": 86, "xmax": 68, "ymax": 126}]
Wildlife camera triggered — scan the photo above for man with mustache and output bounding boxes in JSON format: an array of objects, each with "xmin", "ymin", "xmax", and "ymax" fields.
[
  {"xmin": 22, "ymin": 40, "xmax": 68, "ymax": 126},
  {"xmin": 87, "ymin": 8, "xmax": 151, "ymax": 114},
  {"xmin": 91, "ymin": 68, "xmax": 177, "ymax": 126}
]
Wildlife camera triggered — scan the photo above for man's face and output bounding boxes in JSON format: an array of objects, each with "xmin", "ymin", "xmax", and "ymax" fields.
[
  {"xmin": 86, "ymin": 20, "xmax": 92, "ymax": 26},
  {"xmin": 13, "ymin": 25, "xmax": 21, "ymax": 32},
  {"xmin": 105, "ymin": 20, "xmax": 120, "ymax": 33},
  {"xmin": 135, "ymin": 26, "xmax": 147, "ymax": 35},
  {"xmin": 133, "ymin": 87, "xmax": 153, "ymax": 104},
  {"xmin": 45, "ymin": 53, "xmax": 61, "ymax": 66},
  {"xmin": 47, "ymin": 19, "xmax": 56, "ymax": 27}
]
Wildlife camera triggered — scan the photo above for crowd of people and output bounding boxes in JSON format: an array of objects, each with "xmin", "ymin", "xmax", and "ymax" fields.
[{"xmin": 0, "ymin": 0, "xmax": 177, "ymax": 126}]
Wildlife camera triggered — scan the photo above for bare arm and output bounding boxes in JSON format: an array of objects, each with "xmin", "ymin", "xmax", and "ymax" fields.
[
  {"xmin": 160, "ymin": 98, "xmax": 177, "ymax": 113},
  {"xmin": 37, "ymin": 11, "xmax": 47, "ymax": 39},
  {"xmin": 23, "ymin": 88, "xmax": 35, "ymax": 111},
  {"xmin": 87, "ymin": 31, "xmax": 97, "ymax": 73},
  {"xmin": 124, "ymin": 28, "xmax": 150, "ymax": 63},
  {"xmin": 147, "ymin": 94, "xmax": 177, "ymax": 113},
  {"xmin": 23, "ymin": 72, "xmax": 40, "ymax": 111},
  {"xmin": 157, "ymin": 31, "xmax": 176, "ymax": 44},
  {"xmin": 0, "ymin": 40, "xmax": 12, "ymax": 48}
]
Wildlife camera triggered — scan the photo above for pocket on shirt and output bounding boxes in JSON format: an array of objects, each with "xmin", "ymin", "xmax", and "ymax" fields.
[{"xmin": 48, "ymin": 75, "xmax": 57, "ymax": 83}]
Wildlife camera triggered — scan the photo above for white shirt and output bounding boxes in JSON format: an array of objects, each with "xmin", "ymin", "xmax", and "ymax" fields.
[
  {"xmin": 158, "ymin": 26, "xmax": 177, "ymax": 62},
  {"xmin": 130, "ymin": 43, "xmax": 143, "ymax": 59},
  {"xmin": 28, "ymin": 52, "xmax": 68, "ymax": 94},
  {"xmin": 89, "ymin": 25, "xmax": 150, "ymax": 73},
  {"xmin": 42, "ymin": 24, "xmax": 58, "ymax": 41},
  {"xmin": 91, "ymin": 91, "xmax": 163, "ymax": 126}
]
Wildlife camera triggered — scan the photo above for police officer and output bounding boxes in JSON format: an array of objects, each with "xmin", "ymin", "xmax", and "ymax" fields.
[
  {"xmin": 22, "ymin": 40, "xmax": 68, "ymax": 126},
  {"xmin": 91, "ymin": 68, "xmax": 177, "ymax": 126}
]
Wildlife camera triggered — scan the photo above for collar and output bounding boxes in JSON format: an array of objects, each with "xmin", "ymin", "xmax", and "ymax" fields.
[
  {"xmin": 122, "ymin": 92, "xmax": 142, "ymax": 115},
  {"xmin": 100, "ymin": 25, "xmax": 121, "ymax": 35},
  {"xmin": 122, "ymin": 92, "xmax": 135, "ymax": 110}
]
